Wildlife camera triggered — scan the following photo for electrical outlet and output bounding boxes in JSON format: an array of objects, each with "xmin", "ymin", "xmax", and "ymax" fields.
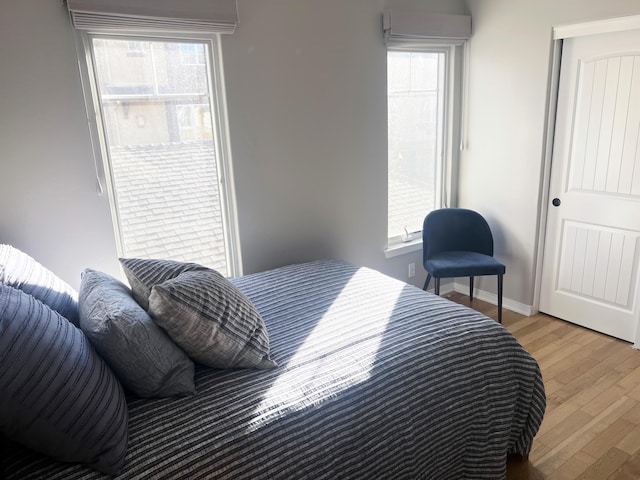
[{"xmin": 408, "ymin": 262, "xmax": 415, "ymax": 278}]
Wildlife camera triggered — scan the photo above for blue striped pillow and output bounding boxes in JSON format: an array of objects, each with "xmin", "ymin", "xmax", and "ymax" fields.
[
  {"xmin": 0, "ymin": 284, "xmax": 129, "ymax": 475},
  {"xmin": 0, "ymin": 244, "xmax": 79, "ymax": 325}
]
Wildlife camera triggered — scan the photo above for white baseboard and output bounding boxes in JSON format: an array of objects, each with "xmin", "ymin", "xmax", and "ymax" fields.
[
  {"xmin": 422, "ymin": 283, "xmax": 456, "ymax": 296},
  {"xmin": 452, "ymin": 282, "xmax": 536, "ymax": 317}
]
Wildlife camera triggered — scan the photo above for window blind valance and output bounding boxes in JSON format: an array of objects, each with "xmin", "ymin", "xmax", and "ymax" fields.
[
  {"xmin": 66, "ymin": 0, "xmax": 239, "ymax": 34},
  {"xmin": 383, "ymin": 9, "xmax": 471, "ymax": 47}
]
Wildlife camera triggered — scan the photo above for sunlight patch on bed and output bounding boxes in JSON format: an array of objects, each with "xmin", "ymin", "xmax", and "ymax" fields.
[{"xmin": 248, "ymin": 268, "xmax": 404, "ymax": 431}]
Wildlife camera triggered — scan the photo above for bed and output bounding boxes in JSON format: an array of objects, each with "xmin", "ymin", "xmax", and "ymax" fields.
[{"xmin": 1, "ymin": 259, "xmax": 545, "ymax": 479}]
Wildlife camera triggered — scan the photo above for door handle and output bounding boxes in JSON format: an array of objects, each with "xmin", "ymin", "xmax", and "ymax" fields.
[{"xmin": 552, "ymin": 198, "xmax": 561, "ymax": 207}]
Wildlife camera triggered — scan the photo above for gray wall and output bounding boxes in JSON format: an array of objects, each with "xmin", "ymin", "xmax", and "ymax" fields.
[
  {"xmin": 0, "ymin": 0, "xmax": 465, "ymax": 289},
  {"xmin": 0, "ymin": 1, "xmax": 122, "ymax": 287},
  {"xmin": 223, "ymin": 0, "xmax": 465, "ymax": 279},
  {"xmin": 4, "ymin": 0, "xmax": 636, "ymax": 308},
  {"xmin": 460, "ymin": 0, "xmax": 640, "ymax": 306}
]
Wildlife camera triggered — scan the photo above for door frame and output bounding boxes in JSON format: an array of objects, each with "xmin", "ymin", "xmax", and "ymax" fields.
[{"xmin": 534, "ymin": 14, "xmax": 640, "ymax": 348}]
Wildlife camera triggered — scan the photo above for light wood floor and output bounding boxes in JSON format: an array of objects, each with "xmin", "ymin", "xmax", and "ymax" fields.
[{"xmin": 444, "ymin": 292, "xmax": 640, "ymax": 480}]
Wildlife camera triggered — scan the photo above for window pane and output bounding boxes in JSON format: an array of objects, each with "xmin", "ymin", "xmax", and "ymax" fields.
[
  {"xmin": 388, "ymin": 51, "xmax": 442, "ymax": 239},
  {"xmin": 92, "ymin": 38, "xmax": 228, "ymax": 275}
]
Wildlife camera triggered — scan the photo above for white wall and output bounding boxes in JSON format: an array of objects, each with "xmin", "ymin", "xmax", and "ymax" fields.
[
  {"xmin": 0, "ymin": 0, "xmax": 466, "ymax": 289},
  {"xmin": 461, "ymin": 0, "xmax": 640, "ymax": 307}
]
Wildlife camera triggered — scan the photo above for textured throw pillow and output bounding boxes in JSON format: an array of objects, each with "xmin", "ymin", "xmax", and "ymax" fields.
[
  {"xmin": 0, "ymin": 244, "xmax": 79, "ymax": 325},
  {"xmin": 118, "ymin": 262, "xmax": 273, "ymax": 370},
  {"xmin": 0, "ymin": 284, "xmax": 128, "ymax": 475},
  {"xmin": 149, "ymin": 269, "xmax": 277, "ymax": 369},
  {"xmin": 79, "ymin": 269, "xmax": 196, "ymax": 398},
  {"xmin": 119, "ymin": 257, "xmax": 207, "ymax": 310}
]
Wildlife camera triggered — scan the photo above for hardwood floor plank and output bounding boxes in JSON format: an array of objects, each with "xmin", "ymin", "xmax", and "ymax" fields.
[
  {"xmin": 625, "ymin": 378, "xmax": 640, "ymax": 402},
  {"xmin": 614, "ymin": 352, "xmax": 640, "ymax": 374},
  {"xmin": 538, "ymin": 342, "xmax": 591, "ymax": 378},
  {"xmin": 602, "ymin": 346, "xmax": 640, "ymax": 373},
  {"xmin": 561, "ymin": 327, "xmax": 604, "ymax": 346},
  {"xmin": 517, "ymin": 321, "xmax": 571, "ymax": 347},
  {"xmin": 536, "ymin": 410, "xmax": 593, "ymax": 449},
  {"xmin": 546, "ymin": 451, "xmax": 596, "ymax": 480},
  {"xmin": 535, "ymin": 401, "xmax": 581, "ymax": 438},
  {"xmin": 558, "ymin": 367, "xmax": 626, "ymax": 408},
  {"xmin": 621, "ymin": 405, "xmax": 640, "ymax": 425},
  {"xmin": 503, "ymin": 314, "xmax": 535, "ymax": 332},
  {"xmin": 607, "ymin": 472, "xmax": 639, "ymax": 480},
  {"xmin": 617, "ymin": 365, "xmax": 640, "ymax": 390},
  {"xmin": 589, "ymin": 339, "xmax": 627, "ymax": 363},
  {"xmin": 616, "ymin": 424, "xmax": 640, "ymax": 456},
  {"xmin": 530, "ymin": 339, "xmax": 573, "ymax": 364},
  {"xmin": 543, "ymin": 378, "xmax": 566, "ymax": 396},
  {"xmin": 580, "ymin": 388, "xmax": 633, "ymax": 417},
  {"xmin": 552, "ymin": 356, "xmax": 600, "ymax": 385},
  {"xmin": 608, "ymin": 452, "xmax": 640, "ymax": 479},
  {"xmin": 582, "ymin": 397, "xmax": 637, "ymax": 433},
  {"xmin": 576, "ymin": 447, "xmax": 629, "ymax": 480},
  {"xmin": 582, "ymin": 419, "xmax": 636, "ymax": 459}
]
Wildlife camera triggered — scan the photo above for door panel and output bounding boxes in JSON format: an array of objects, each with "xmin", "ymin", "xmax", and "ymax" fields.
[
  {"xmin": 540, "ymin": 29, "xmax": 640, "ymax": 342},
  {"xmin": 556, "ymin": 221, "xmax": 639, "ymax": 308}
]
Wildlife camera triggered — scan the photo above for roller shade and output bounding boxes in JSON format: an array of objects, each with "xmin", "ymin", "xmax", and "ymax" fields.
[
  {"xmin": 66, "ymin": 0, "xmax": 238, "ymax": 34},
  {"xmin": 383, "ymin": 8, "xmax": 471, "ymax": 47}
]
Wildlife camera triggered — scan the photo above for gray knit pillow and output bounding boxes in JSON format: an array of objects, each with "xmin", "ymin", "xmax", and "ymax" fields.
[
  {"xmin": 0, "ymin": 244, "xmax": 79, "ymax": 325},
  {"xmin": 0, "ymin": 284, "xmax": 128, "ymax": 475},
  {"xmin": 119, "ymin": 257, "xmax": 207, "ymax": 310},
  {"xmin": 79, "ymin": 269, "xmax": 196, "ymax": 398},
  {"xmin": 124, "ymin": 266, "xmax": 276, "ymax": 371}
]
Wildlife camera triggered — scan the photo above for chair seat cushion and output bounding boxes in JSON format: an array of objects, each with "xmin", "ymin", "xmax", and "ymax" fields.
[{"xmin": 425, "ymin": 251, "xmax": 506, "ymax": 278}]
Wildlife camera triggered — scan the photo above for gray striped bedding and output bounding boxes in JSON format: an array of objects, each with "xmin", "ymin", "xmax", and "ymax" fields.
[{"xmin": 2, "ymin": 260, "xmax": 545, "ymax": 479}]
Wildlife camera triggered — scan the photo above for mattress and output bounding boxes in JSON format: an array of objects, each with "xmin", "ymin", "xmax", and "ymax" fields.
[{"xmin": 2, "ymin": 260, "xmax": 545, "ymax": 479}]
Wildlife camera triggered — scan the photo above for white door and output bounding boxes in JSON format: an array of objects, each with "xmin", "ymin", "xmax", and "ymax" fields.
[{"xmin": 540, "ymin": 28, "xmax": 640, "ymax": 342}]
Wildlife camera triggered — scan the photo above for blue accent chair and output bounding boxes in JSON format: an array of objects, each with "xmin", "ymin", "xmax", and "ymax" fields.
[{"xmin": 422, "ymin": 208, "xmax": 506, "ymax": 323}]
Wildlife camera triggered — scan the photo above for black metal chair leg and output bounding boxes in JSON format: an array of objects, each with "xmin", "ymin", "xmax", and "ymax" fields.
[
  {"xmin": 435, "ymin": 278, "xmax": 440, "ymax": 295},
  {"xmin": 497, "ymin": 274, "xmax": 503, "ymax": 324},
  {"xmin": 469, "ymin": 276, "xmax": 474, "ymax": 301},
  {"xmin": 423, "ymin": 273, "xmax": 432, "ymax": 291}
]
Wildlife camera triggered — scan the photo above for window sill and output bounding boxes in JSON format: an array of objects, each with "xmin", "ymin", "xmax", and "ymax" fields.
[{"xmin": 384, "ymin": 238, "xmax": 422, "ymax": 259}]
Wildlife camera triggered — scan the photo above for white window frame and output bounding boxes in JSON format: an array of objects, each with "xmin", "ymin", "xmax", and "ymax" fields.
[
  {"xmin": 74, "ymin": 30, "xmax": 243, "ymax": 276},
  {"xmin": 384, "ymin": 43, "xmax": 463, "ymax": 259}
]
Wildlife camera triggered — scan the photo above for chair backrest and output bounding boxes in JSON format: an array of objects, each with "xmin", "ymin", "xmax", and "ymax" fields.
[{"xmin": 422, "ymin": 208, "xmax": 494, "ymax": 263}]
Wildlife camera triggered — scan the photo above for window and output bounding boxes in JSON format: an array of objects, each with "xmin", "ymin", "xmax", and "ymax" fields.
[
  {"xmin": 79, "ymin": 34, "xmax": 239, "ymax": 277},
  {"xmin": 177, "ymin": 104, "xmax": 213, "ymax": 141},
  {"xmin": 179, "ymin": 43, "xmax": 206, "ymax": 65},
  {"xmin": 386, "ymin": 46, "xmax": 461, "ymax": 249},
  {"xmin": 126, "ymin": 41, "xmax": 145, "ymax": 56}
]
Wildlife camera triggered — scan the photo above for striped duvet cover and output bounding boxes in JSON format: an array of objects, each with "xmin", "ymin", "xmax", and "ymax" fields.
[{"xmin": 3, "ymin": 260, "xmax": 545, "ymax": 479}]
